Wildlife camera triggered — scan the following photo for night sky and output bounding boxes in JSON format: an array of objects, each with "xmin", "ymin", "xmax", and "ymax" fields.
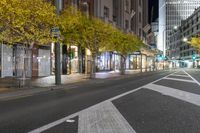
[{"xmin": 148, "ymin": 0, "xmax": 158, "ymax": 23}]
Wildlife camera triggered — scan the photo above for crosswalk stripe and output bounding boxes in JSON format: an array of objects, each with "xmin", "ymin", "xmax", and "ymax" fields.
[
  {"xmin": 183, "ymin": 70, "xmax": 200, "ymax": 86},
  {"xmin": 28, "ymin": 72, "xmax": 176, "ymax": 133},
  {"xmin": 163, "ymin": 77, "xmax": 196, "ymax": 83},
  {"xmin": 170, "ymin": 74, "xmax": 189, "ymax": 78},
  {"xmin": 144, "ymin": 84, "xmax": 200, "ymax": 106},
  {"xmin": 78, "ymin": 101, "xmax": 136, "ymax": 133}
]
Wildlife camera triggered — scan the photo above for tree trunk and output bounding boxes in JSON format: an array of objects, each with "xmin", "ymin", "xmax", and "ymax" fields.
[
  {"xmin": 21, "ymin": 44, "xmax": 29, "ymax": 88},
  {"xmin": 90, "ymin": 53, "xmax": 96, "ymax": 79},
  {"xmin": 120, "ymin": 55, "xmax": 126, "ymax": 75}
]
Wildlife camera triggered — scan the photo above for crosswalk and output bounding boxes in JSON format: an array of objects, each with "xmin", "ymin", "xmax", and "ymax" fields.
[{"xmin": 29, "ymin": 70, "xmax": 200, "ymax": 133}]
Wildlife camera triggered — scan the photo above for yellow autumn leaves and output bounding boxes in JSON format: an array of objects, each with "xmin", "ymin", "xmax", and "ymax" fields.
[
  {"xmin": 0, "ymin": 0, "xmax": 144, "ymax": 55},
  {"xmin": 0, "ymin": 0, "xmax": 56, "ymax": 45},
  {"xmin": 189, "ymin": 36, "xmax": 200, "ymax": 51}
]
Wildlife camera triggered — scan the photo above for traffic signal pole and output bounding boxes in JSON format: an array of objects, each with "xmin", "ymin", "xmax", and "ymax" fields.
[{"xmin": 55, "ymin": 0, "xmax": 61, "ymax": 85}]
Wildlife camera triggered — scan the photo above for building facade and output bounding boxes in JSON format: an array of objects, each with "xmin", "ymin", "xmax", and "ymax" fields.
[
  {"xmin": 0, "ymin": 0, "xmax": 150, "ymax": 78},
  {"xmin": 158, "ymin": 0, "xmax": 200, "ymax": 57},
  {"xmin": 131, "ymin": 0, "xmax": 148, "ymax": 39},
  {"xmin": 169, "ymin": 7, "xmax": 200, "ymax": 68}
]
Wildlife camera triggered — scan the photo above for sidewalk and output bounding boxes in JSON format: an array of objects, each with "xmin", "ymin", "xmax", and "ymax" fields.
[{"xmin": 0, "ymin": 69, "xmax": 147, "ymax": 100}]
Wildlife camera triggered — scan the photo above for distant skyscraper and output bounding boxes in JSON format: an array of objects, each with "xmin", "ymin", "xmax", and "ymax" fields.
[{"xmin": 158, "ymin": 0, "xmax": 200, "ymax": 55}]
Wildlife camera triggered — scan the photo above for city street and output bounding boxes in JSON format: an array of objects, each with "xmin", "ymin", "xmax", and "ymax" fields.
[
  {"xmin": 0, "ymin": 69, "xmax": 199, "ymax": 133},
  {"xmin": 1, "ymin": 0, "xmax": 200, "ymax": 133}
]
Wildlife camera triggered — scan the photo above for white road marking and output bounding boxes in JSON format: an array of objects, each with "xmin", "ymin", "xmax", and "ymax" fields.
[
  {"xmin": 66, "ymin": 119, "xmax": 75, "ymax": 123},
  {"xmin": 28, "ymin": 113, "xmax": 79, "ymax": 133},
  {"xmin": 170, "ymin": 74, "xmax": 189, "ymax": 78},
  {"xmin": 183, "ymin": 70, "xmax": 200, "ymax": 86},
  {"xmin": 144, "ymin": 84, "xmax": 200, "ymax": 106},
  {"xmin": 163, "ymin": 77, "xmax": 196, "ymax": 83},
  {"xmin": 78, "ymin": 101, "xmax": 136, "ymax": 133},
  {"xmin": 28, "ymin": 72, "xmax": 175, "ymax": 133}
]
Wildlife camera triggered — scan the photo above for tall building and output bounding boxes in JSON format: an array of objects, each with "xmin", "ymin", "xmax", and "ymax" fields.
[
  {"xmin": 130, "ymin": 0, "xmax": 149, "ymax": 40},
  {"xmin": 169, "ymin": 7, "xmax": 200, "ymax": 68},
  {"xmin": 112, "ymin": 0, "xmax": 132, "ymax": 31},
  {"xmin": 158, "ymin": 0, "xmax": 200, "ymax": 56},
  {"xmin": 149, "ymin": 19, "xmax": 159, "ymax": 49}
]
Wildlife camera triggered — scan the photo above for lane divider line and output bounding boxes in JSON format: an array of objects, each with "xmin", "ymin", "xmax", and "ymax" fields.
[{"xmin": 169, "ymin": 74, "xmax": 190, "ymax": 78}]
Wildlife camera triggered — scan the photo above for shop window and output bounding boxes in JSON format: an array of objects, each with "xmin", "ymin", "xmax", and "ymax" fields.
[{"xmin": 104, "ymin": 6, "xmax": 109, "ymax": 19}]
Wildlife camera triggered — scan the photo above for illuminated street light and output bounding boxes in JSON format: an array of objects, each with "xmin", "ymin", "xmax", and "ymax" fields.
[
  {"xmin": 183, "ymin": 37, "xmax": 188, "ymax": 42},
  {"xmin": 173, "ymin": 25, "xmax": 178, "ymax": 30}
]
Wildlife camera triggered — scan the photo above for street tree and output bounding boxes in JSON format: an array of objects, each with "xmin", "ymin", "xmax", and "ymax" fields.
[
  {"xmin": 59, "ymin": 6, "xmax": 83, "ymax": 44},
  {"xmin": 59, "ymin": 6, "xmax": 86, "ymax": 74},
  {"xmin": 80, "ymin": 17, "xmax": 114, "ymax": 78},
  {"xmin": 0, "ymin": 0, "xmax": 57, "ymax": 83},
  {"xmin": 0, "ymin": 0, "xmax": 57, "ymax": 45},
  {"xmin": 108, "ymin": 29, "xmax": 144, "ymax": 74},
  {"xmin": 58, "ymin": 6, "xmax": 143, "ymax": 77}
]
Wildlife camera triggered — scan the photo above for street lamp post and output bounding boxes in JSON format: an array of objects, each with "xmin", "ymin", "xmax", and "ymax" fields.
[
  {"xmin": 162, "ymin": 29, "xmax": 166, "ymax": 70},
  {"xmin": 161, "ymin": 25, "xmax": 178, "ymax": 70},
  {"xmin": 55, "ymin": 0, "xmax": 61, "ymax": 85}
]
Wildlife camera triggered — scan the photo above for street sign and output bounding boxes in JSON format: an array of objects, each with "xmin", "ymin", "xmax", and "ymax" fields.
[{"xmin": 50, "ymin": 27, "xmax": 61, "ymax": 38}]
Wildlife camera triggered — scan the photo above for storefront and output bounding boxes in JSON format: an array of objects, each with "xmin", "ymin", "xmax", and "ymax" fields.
[
  {"xmin": 38, "ymin": 48, "xmax": 51, "ymax": 77},
  {"xmin": 97, "ymin": 52, "xmax": 112, "ymax": 71},
  {"xmin": 61, "ymin": 45, "xmax": 80, "ymax": 75},
  {"xmin": 13, "ymin": 45, "xmax": 32, "ymax": 78},
  {"xmin": 97, "ymin": 52, "xmax": 121, "ymax": 72},
  {"xmin": 0, "ymin": 43, "xmax": 52, "ymax": 78},
  {"xmin": 33, "ymin": 46, "xmax": 51, "ymax": 77},
  {"xmin": 0, "ymin": 44, "xmax": 14, "ymax": 78},
  {"xmin": 113, "ymin": 52, "xmax": 121, "ymax": 71},
  {"xmin": 13, "ymin": 45, "xmax": 51, "ymax": 78},
  {"xmin": 128, "ymin": 54, "xmax": 141, "ymax": 70}
]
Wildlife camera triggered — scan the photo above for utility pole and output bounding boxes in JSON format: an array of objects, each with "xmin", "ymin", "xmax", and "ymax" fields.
[{"xmin": 55, "ymin": 0, "xmax": 61, "ymax": 85}]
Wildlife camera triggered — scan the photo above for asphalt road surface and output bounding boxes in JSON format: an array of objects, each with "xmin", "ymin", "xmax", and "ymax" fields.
[{"xmin": 0, "ymin": 69, "xmax": 200, "ymax": 133}]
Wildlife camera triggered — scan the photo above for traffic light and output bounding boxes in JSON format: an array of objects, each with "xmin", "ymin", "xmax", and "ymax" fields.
[
  {"xmin": 157, "ymin": 55, "xmax": 162, "ymax": 61},
  {"xmin": 192, "ymin": 54, "xmax": 196, "ymax": 61}
]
